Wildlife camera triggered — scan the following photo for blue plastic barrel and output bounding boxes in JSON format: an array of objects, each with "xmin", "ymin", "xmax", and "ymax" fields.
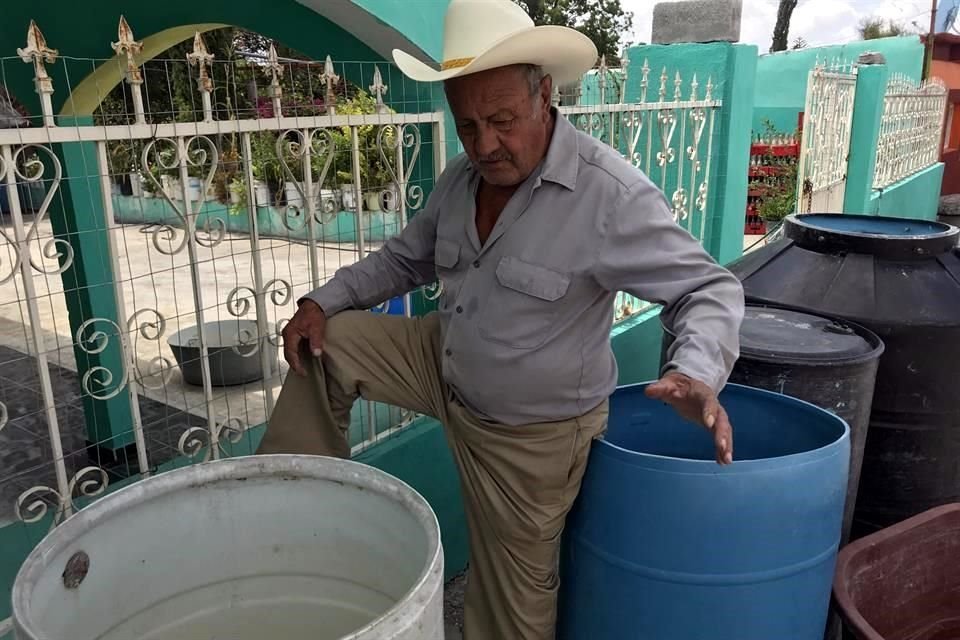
[{"xmin": 558, "ymin": 382, "xmax": 850, "ymax": 640}]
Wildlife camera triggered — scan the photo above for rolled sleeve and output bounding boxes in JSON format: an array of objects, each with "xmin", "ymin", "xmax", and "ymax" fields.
[{"xmin": 592, "ymin": 176, "xmax": 745, "ymax": 392}]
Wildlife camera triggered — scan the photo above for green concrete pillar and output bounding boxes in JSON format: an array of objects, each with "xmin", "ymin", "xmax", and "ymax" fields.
[
  {"xmin": 843, "ymin": 63, "xmax": 889, "ymax": 214},
  {"xmin": 54, "ymin": 115, "xmax": 136, "ymax": 467},
  {"xmin": 706, "ymin": 44, "xmax": 758, "ymax": 265}
]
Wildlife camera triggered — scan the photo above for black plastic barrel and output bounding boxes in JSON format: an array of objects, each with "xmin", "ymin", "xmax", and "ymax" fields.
[
  {"xmin": 727, "ymin": 213, "xmax": 960, "ymax": 539},
  {"xmin": 661, "ymin": 303, "xmax": 884, "ymax": 547}
]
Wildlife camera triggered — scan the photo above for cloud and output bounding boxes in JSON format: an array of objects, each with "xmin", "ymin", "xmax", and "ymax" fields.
[{"xmin": 620, "ymin": 0, "xmax": 927, "ymax": 52}]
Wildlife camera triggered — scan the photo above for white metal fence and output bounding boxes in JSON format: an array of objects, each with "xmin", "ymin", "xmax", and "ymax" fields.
[
  {"xmin": 0, "ymin": 21, "xmax": 725, "ymax": 632},
  {"xmin": 561, "ymin": 56, "xmax": 721, "ymax": 319},
  {"xmin": 873, "ymin": 74, "xmax": 948, "ymax": 190},
  {"xmin": 796, "ymin": 61, "xmax": 857, "ymax": 214}
]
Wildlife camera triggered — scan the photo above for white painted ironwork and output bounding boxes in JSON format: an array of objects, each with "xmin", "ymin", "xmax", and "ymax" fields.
[
  {"xmin": 0, "ymin": 20, "xmax": 444, "ymax": 592},
  {"xmin": 17, "ymin": 21, "xmax": 58, "ymax": 127},
  {"xmin": 796, "ymin": 62, "xmax": 858, "ymax": 214},
  {"xmin": 560, "ymin": 59, "xmax": 721, "ymax": 321},
  {"xmin": 874, "ymin": 74, "xmax": 948, "ymax": 190}
]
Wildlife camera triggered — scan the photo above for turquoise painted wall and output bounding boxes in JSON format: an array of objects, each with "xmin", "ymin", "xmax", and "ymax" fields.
[
  {"xmin": 110, "ymin": 195, "xmax": 403, "ymax": 244},
  {"xmin": 753, "ymin": 36, "xmax": 925, "ymax": 134},
  {"xmin": 352, "ymin": 0, "xmax": 449, "ymax": 62},
  {"xmin": 869, "ymin": 163, "xmax": 945, "ymax": 219}
]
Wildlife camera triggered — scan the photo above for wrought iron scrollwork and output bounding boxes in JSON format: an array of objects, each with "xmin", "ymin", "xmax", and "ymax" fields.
[
  {"xmin": 140, "ymin": 136, "xmax": 222, "ymax": 254},
  {"xmin": 377, "ymin": 123, "xmax": 423, "ymax": 211},
  {"xmin": 177, "ymin": 417, "xmax": 249, "ymax": 462},
  {"xmin": 277, "ymin": 128, "xmax": 337, "ymax": 230},
  {"xmin": 0, "ymin": 145, "xmax": 70, "ymax": 283},
  {"xmin": 15, "ymin": 466, "xmax": 110, "ymax": 530}
]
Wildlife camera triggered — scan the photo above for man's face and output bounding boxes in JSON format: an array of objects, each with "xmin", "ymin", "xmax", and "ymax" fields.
[{"xmin": 445, "ymin": 65, "xmax": 553, "ymax": 187}]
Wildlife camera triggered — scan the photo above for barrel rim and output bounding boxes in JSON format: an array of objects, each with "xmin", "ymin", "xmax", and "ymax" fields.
[
  {"xmin": 598, "ymin": 382, "xmax": 851, "ymax": 472},
  {"xmin": 784, "ymin": 213, "xmax": 959, "ymax": 259},
  {"xmin": 662, "ymin": 302, "xmax": 886, "ymax": 367},
  {"xmin": 11, "ymin": 454, "xmax": 443, "ymax": 640}
]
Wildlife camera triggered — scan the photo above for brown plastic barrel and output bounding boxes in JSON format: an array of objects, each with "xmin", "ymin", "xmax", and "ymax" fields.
[{"xmin": 832, "ymin": 503, "xmax": 960, "ymax": 639}]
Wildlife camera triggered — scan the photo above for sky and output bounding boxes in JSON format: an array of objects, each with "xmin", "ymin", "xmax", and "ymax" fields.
[{"xmin": 621, "ymin": 0, "xmax": 937, "ymax": 52}]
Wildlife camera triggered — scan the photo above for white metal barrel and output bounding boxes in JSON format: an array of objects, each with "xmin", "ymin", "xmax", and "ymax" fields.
[{"xmin": 12, "ymin": 455, "xmax": 444, "ymax": 640}]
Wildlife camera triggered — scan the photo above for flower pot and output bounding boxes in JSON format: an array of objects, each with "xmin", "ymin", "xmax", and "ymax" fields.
[
  {"xmin": 187, "ymin": 177, "xmax": 204, "ymax": 202},
  {"xmin": 129, "ymin": 173, "xmax": 143, "ymax": 198},
  {"xmin": 365, "ymin": 191, "xmax": 382, "ymax": 212},
  {"xmin": 340, "ymin": 184, "xmax": 358, "ymax": 212},
  {"xmin": 284, "ymin": 181, "xmax": 306, "ymax": 209},
  {"xmin": 253, "ymin": 180, "xmax": 270, "ymax": 206},
  {"xmin": 318, "ymin": 189, "xmax": 340, "ymax": 220}
]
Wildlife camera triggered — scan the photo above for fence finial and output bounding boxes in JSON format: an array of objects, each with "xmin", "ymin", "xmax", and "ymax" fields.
[
  {"xmin": 640, "ymin": 59, "xmax": 650, "ymax": 102},
  {"xmin": 112, "ymin": 16, "xmax": 146, "ymax": 123},
  {"xmin": 370, "ymin": 66, "xmax": 389, "ymax": 114},
  {"xmin": 187, "ymin": 32, "xmax": 214, "ymax": 90},
  {"xmin": 598, "ymin": 55, "xmax": 608, "ymax": 104},
  {"xmin": 187, "ymin": 32, "xmax": 215, "ymax": 122},
  {"xmin": 659, "ymin": 67, "xmax": 668, "ymax": 101},
  {"xmin": 18, "ymin": 20, "xmax": 59, "ymax": 127},
  {"xmin": 112, "ymin": 16, "xmax": 143, "ymax": 85},
  {"xmin": 322, "ymin": 55, "xmax": 340, "ymax": 116},
  {"xmin": 265, "ymin": 43, "xmax": 283, "ymax": 118}
]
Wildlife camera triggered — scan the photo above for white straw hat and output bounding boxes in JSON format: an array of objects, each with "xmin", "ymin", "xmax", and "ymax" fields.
[{"xmin": 392, "ymin": 0, "xmax": 599, "ymax": 86}]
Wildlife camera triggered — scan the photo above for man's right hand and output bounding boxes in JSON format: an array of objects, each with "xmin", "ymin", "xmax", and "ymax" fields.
[{"xmin": 282, "ymin": 299, "xmax": 327, "ymax": 376}]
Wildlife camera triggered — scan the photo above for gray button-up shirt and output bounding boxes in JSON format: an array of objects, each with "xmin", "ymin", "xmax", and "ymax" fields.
[{"xmin": 306, "ymin": 112, "xmax": 744, "ymax": 426}]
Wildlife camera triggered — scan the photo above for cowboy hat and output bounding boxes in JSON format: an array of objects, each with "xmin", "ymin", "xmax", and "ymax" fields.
[{"xmin": 391, "ymin": 0, "xmax": 599, "ymax": 87}]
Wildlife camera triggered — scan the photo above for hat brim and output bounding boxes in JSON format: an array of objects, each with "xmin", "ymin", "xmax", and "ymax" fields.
[{"xmin": 392, "ymin": 25, "xmax": 598, "ymax": 88}]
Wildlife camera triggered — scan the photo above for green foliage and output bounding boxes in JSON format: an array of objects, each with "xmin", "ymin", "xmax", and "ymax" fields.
[
  {"xmin": 858, "ymin": 17, "xmax": 909, "ymax": 40},
  {"xmin": 512, "ymin": 0, "xmax": 632, "ymax": 63}
]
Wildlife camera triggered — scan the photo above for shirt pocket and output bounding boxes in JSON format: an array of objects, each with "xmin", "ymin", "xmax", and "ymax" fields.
[
  {"xmin": 434, "ymin": 237, "xmax": 462, "ymax": 305},
  {"xmin": 479, "ymin": 256, "xmax": 571, "ymax": 350}
]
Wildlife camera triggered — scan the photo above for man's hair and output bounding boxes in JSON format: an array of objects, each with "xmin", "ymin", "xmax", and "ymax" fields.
[{"xmin": 523, "ymin": 64, "xmax": 546, "ymax": 96}]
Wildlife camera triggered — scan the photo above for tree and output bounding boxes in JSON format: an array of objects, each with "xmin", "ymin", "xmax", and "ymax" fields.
[
  {"xmin": 513, "ymin": 0, "xmax": 633, "ymax": 63},
  {"xmin": 858, "ymin": 17, "xmax": 908, "ymax": 40},
  {"xmin": 771, "ymin": 0, "xmax": 799, "ymax": 52},
  {"xmin": 792, "ymin": 36, "xmax": 809, "ymax": 50}
]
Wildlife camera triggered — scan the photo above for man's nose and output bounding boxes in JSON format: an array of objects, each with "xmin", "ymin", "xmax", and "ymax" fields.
[{"xmin": 474, "ymin": 124, "xmax": 500, "ymax": 157}]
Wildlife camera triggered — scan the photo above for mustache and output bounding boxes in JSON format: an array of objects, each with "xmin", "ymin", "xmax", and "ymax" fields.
[{"xmin": 477, "ymin": 151, "xmax": 512, "ymax": 163}]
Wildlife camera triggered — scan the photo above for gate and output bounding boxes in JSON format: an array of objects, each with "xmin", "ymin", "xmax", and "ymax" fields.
[{"xmin": 796, "ymin": 62, "xmax": 857, "ymax": 213}]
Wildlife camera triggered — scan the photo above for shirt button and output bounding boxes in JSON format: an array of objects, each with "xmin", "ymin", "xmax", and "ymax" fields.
[
  {"xmin": 445, "ymin": 348, "xmax": 452, "ymax": 357},
  {"xmin": 455, "ymin": 305, "xmax": 463, "ymax": 314}
]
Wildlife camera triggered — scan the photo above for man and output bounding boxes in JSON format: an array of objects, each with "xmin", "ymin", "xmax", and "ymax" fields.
[{"xmin": 257, "ymin": 0, "xmax": 745, "ymax": 638}]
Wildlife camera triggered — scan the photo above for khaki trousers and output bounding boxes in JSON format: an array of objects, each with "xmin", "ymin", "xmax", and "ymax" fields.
[{"xmin": 256, "ymin": 310, "xmax": 608, "ymax": 640}]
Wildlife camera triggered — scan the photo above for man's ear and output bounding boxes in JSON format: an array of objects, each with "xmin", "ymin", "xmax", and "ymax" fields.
[{"xmin": 540, "ymin": 74, "xmax": 554, "ymax": 116}]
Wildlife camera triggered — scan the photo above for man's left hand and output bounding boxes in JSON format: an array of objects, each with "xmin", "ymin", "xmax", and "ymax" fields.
[{"xmin": 645, "ymin": 372, "xmax": 734, "ymax": 465}]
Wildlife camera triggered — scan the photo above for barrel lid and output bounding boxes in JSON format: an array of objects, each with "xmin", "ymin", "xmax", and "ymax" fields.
[
  {"xmin": 741, "ymin": 305, "xmax": 876, "ymax": 362},
  {"xmin": 785, "ymin": 213, "xmax": 959, "ymax": 260}
]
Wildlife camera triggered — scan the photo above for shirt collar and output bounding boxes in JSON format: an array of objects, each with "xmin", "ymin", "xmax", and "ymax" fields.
[
  {"xmin": 539, "ymin": 108, "xmax": 579, "ymax": 191},
  {"xmin": 462, "ymin": 107, "xmax": 580, "ymax": 191}
]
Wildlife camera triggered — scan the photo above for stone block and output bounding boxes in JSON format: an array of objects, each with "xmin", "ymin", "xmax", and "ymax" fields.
[{"xmin": 651, "ymin": 0, "xmax": 743, "ymax": 44}]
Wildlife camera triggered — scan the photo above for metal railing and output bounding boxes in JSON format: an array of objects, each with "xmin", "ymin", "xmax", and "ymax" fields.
[
  {"xmin": 0, "ymin": 23, "xmax": 445, "ymax": 621},
  {"xmin": 559, "ymin": 57, "xmax": 722, "ymax": 320},
  {"xmin": 874, "ymin": 74, "xmax": 948, "ymax": 190},
  {"xmin": 796, "ymin": 61, "xmax": 858, "ymax": 214}
]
